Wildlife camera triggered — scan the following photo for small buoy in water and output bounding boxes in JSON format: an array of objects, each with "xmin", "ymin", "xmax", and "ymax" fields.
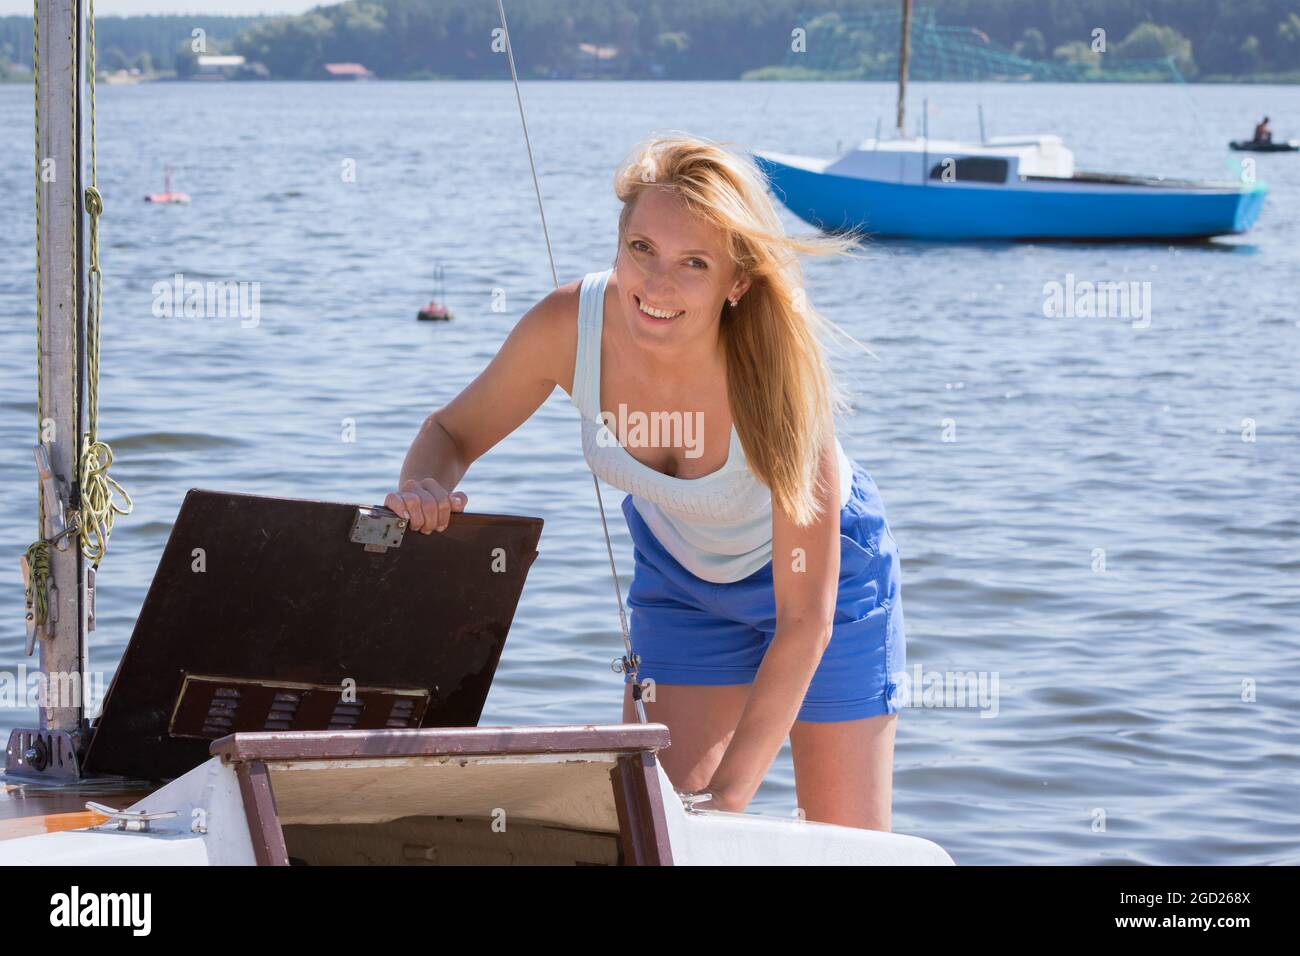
[
  {"xmin": 417, "ymin": 300, "xmax": 452, "ymax": 321},
  {"xmin": 145, "ymin": 167, "xmax": 190, "ymax": 204},
  {"xmin": 417, "ymin": 264, "xmax": 452, "ymax": 320}
]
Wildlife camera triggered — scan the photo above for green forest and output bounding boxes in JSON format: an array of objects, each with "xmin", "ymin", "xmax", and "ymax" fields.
[
  {"xmin": 0, "ymin": 14, "xmax": 258, "ymax": 77},
  {"xmin": 2, "ymin": 0, "xmax": 1298, "ymax": 82}
]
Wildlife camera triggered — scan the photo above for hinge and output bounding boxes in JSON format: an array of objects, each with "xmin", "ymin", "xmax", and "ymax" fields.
[{"xmin": 349, "ymin": 506, "xmax": 407, "ymax": 553}]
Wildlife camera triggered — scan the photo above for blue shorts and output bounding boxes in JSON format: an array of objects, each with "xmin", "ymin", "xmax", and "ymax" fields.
[{"xmin": 620, "ymin": 460, "xmax": 905, "ymax": 723}]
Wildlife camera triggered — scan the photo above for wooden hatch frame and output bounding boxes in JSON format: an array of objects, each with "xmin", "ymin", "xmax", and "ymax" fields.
[{"xmin": 210, "ymin": 723, "xmax": 675, "ymax": 866}]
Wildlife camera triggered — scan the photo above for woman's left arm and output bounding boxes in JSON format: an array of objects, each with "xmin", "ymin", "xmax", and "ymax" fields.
[{"xmin": 702, "ymin": 437, "xmax": 842, "ymax": 811}]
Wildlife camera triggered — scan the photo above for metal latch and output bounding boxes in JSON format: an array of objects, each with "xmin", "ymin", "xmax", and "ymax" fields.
[
  {"xmin": 34, "ymin": 445, "xmax": 69, "ymax": 547},
  {"xmin": 350, "ymin": 506, "xmax": 407, "ymax": 553},
  {"xmin": 675, "ymin": 788, "xmax": 718, "ymax": 813},
  {"xmin": 85, "ymin": 802, "xmax": 178, "ymax": 833}
]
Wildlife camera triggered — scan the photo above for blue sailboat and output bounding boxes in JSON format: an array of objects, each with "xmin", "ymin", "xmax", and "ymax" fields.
[
  {"xmin": 752, "ymin": 134, "xmax": 1266, "ymax": 241},
  {"xmin": 752, "ymin": 0, "xmax": 1266, "ymax": 242}
]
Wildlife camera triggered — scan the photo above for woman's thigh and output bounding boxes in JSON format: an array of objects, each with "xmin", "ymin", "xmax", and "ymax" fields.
[
  {"xmin": 622, "ymin": 680, "xmax": 751, "ymax": 792},
  {"xmin": 789, "ymin": 711, "xmax": 897, "ymax": 831}
]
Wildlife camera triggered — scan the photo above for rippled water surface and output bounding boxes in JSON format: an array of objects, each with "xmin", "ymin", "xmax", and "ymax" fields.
[{"xmin": 1, "ymin": 81, "xmax": 1297, "ymax": 864}]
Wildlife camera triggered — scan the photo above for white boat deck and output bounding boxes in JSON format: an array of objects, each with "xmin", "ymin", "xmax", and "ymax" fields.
[{"xmin": 0, "ymin": 724, "xmax": 955, "ymax": 866}]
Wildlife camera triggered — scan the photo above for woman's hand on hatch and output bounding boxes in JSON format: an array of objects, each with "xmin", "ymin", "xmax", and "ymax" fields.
[{"xmin": 384, "ymin": 478, "xmax": 468, "ymax": 533}]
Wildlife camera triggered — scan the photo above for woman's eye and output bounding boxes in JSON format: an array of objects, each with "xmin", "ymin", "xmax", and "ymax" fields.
[
  {"xmin": 630, "ymin": 240, "xmax": 650, "ymax": 253},
  {"xmin": 687, "ymin": 258, "xmax": 707, "ymax": 270}
]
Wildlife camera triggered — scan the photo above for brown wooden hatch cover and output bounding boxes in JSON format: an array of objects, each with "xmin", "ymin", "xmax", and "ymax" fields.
[{"xmin": 83, "ymin": 489, "xmax": 543, "ymax": 781}]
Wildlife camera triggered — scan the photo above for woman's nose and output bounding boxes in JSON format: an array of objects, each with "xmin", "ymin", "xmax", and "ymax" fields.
[{"xmin": 640, "ymin": 262, "xmax": 676, "ymax": 292}]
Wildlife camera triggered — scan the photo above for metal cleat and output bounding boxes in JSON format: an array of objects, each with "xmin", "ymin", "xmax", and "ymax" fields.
[{"xmin": 85, "ymin": 802, "xmax": 178, "ymax": 833}]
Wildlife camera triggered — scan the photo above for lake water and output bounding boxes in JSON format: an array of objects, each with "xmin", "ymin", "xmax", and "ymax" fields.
[{"xmin": 1, "ymin": 80, "xmax": 1297, "ymax": 865}]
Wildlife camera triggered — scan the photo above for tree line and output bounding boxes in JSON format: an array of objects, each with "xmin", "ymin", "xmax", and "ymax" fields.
[
  {"xmin": 0, "ymin": 14, "xmax": 257, "ymax": 77},
  {"xmin": 2, "ymin": 1, "xmax": 1297, "ymax": 82}
]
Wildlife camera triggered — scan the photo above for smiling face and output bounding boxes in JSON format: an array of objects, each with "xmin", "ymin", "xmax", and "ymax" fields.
[{"xmin": 614, "ymin": 186, "xmax": 750, "ymax": 356}]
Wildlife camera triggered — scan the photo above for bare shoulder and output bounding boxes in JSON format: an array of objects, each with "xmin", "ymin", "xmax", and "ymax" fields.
[{"xmin": 514, "ymin": 276, "xmax": 583, "ymax": 395}]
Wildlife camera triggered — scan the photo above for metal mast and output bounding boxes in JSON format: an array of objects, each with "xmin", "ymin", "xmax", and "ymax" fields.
[
  {"xmin": 15, "ymin": 0, "xmax": 92, "ymax": 778},
  {"xmin": 896, "ymin": 0, "xmax": 912, "ymax": 136}
]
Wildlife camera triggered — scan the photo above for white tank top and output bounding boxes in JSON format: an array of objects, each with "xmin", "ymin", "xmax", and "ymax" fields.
[{"xmin": 569, "ymin": 268, "xmax": 852, "ymax": 583}]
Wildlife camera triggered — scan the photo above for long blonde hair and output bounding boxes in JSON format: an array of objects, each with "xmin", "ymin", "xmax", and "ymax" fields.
[{"xmin": 613, "ymin": 132, "xmax": 863, "ymax": 526}]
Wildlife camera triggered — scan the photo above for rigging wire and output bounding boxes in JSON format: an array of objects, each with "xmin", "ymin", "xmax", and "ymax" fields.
[
  {"xmin": 81, "ymin": 0, "xmax": 134, "ymax": 568},
  {"xmin": 493, "ymin": 0, "xmax": 646, "ymax": 724}
]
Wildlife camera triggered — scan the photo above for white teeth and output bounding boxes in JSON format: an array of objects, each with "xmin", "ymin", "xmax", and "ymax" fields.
[{"xmin": 638, "ymin": 298, "xmax": 682, "ymax": 319}]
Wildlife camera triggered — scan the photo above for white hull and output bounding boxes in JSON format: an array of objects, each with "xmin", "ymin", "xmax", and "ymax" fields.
[{"xmin": 0, "ymin": 725, "xmax": 953, "ymax": 866}]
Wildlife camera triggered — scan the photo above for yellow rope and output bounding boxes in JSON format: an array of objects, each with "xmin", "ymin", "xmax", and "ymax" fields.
[
  {"xmin": 78, "ymin": 0, "xmax": 132, "ymax": 568},
  {"xmin": 78, "ymin": 435, "xmax": 132, "ymax": 566},
  {"xmin": 26, "ymin": 0, "xmax": 49, "ymax": 635},
  {"xmin": 23, "ymin": 541, "xmax": 50, "ymax": 633}
]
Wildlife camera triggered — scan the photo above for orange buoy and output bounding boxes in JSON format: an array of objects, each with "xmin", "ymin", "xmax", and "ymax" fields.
[{"xmin": 144, "ymin": 167, "xmax": 190, "ymax": 204}]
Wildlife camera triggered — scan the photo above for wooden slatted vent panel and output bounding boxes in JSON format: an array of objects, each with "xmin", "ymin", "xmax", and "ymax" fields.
[
  {"xmin": 328, "ymin": 699, "xmax": 363, "ymax": 731},
  {"xmin": 267, "ymin": 691, "xmax": 301, "ymax": 731},
  {"xmin": 171, "ymin": 675, "xmax": 429, "ymax": 740},
  {"xmin": 201, "ymin": 686, "xmax": 242, "ymax": 738}
]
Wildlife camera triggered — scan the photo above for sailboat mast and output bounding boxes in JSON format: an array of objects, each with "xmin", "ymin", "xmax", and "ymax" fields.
[
  {"xmin": 33, "ymin": 0, "xmax": 91, "ymax": 738},
  {"xmin": 896, "ymin": 0, "xmax": 912, "ymax": 136}
]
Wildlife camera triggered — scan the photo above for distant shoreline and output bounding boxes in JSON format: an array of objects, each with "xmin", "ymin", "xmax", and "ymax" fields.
[
  {"xmin": 4, "ymin": 0, "xmax": 1300, "ymax": 86},
  {"xmin": 2, "ymin": 73, "xmax": 1297, "ymax": 86}
]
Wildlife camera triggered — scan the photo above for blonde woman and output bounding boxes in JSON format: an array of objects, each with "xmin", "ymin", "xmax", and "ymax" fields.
[{"xmin": 387, "ymin": 133, "xmax": 905, "ymax": 831}]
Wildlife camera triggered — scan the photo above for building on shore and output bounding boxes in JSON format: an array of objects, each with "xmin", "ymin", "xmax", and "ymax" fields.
[
  {"xmin": 576, "ymin": 42, "xmax": 621, "ymax": 77},
  {"xmin": 323, "ymin": 62, "xmax": 375, "ymax": 80},
  {"xmin": 194, "ymin": 54, "xmax": 246, "ymax": 80}
]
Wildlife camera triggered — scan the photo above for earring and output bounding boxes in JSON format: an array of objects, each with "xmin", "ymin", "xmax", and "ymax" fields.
[{"xmin": 728, "ymin": 297, "xmax": 738, "ymax": 307}]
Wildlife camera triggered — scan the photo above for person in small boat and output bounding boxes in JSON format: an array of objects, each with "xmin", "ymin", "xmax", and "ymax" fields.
[
  {"xmin": 387, "ymin": 133, "xmax": 905, "ymax": 831},
  {"xmin": 1253, "ymin": 117, "xmax": 1273, "ymax": 144}
]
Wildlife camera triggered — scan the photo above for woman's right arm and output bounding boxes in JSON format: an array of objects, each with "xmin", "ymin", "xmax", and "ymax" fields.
[{"xmin": 386, "ymin": 281, "xmax": 578, "ymax": 533}]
